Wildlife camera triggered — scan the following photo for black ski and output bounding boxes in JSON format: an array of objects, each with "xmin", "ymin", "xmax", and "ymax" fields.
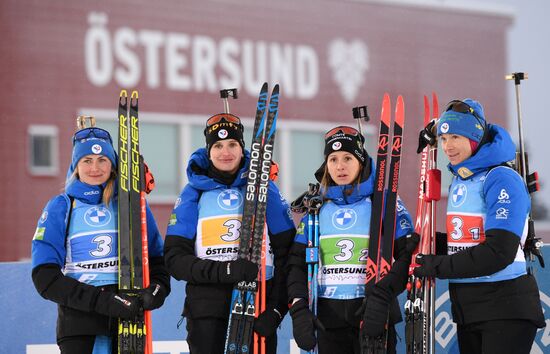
[
  {"xmin": 224, "ymin": 83, "xmax": 279, "ymax": 354},
  {"xmin": 118, "ymin": 90, "xmax": 147, "ymax": 353},
  {"xmin": 361, "ymin": 94, "xmax": 406, "ymax": 353}
]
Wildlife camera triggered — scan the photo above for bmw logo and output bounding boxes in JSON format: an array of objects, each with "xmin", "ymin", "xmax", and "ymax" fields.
[
  {"xmin": 84, "ymin": 206, "xmax": 111, "ymax": 227},
  {"xmin": 451, "ymin": 184, "xmax": 467, "ymax": 207},
  {"xmin": 332, "ymin": 208, "xmax": 357, "ymax": 230},
  {"xmin": 217, "ymin": 189, "xmax": 243, "ymax": 210}
]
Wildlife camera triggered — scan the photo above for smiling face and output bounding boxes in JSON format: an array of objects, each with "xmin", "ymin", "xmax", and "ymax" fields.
[
  {"xmin": 209, "ymin": 138, "xmax": 243, "ymax": 174},
  {"xmin": 77, "ymin": 154, "xmax": 113, "ymax": 185},
  {"xmin": 440, "ymin": 133, "xmax": 473, "ymax": 165},
  {"xmin": 326, "ymin": 151, "xmax": 361, "ymax": 186}
]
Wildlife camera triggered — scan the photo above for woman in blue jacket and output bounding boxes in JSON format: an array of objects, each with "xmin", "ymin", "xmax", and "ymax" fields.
[
  {"xmin": 287, "ymin": 126, "xmax": 418, "ymax": 353},
  {"xmin": 31, "ymin": 126, "xmax": 170, "ymax": 354},
  {"xmin": 164, "ymin": 113, "xmax": 296, "ymax": 353},
  {"xmin": 414, "ymin": 99, "xmax": 545, "ymax": 354}
]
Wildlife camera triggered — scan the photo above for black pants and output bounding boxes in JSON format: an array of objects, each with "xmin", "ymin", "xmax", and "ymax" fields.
[
  {"xmin": 457, "ymin": 319, "xmax": 538, "ymax": 354},
  {"xmin": 317, "ymin": 325, "xmax": 396, "ymax": 354},
  {"xmin": 58, "ymin": 335, "xmax": 115, "ymax": 354},
  {"xmin": 186, "ymin": 317, "xmax": 277, "ymax": 354}
]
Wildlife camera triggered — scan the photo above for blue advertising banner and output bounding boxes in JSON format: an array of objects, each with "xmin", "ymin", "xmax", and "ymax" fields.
[{"xmin": 2, "ymin": 249, "xmax": 549, "ymax": 353}]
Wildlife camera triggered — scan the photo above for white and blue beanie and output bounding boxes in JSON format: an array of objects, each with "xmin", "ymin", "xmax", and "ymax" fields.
[
  {"xmin": 437, "ymin": 98, "xmax": 486, "ymax": 143},
  {"xmin": 70, "ymin": 133, "xmax": 117, "ymax": 173}
]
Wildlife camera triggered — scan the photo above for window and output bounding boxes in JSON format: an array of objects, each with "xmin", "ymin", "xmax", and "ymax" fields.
[
  {"xmin": 28, "ymin": 125, "xmax": 59, "ymax": 176},
  {"xmin": 82, "ymin": 107, "xmax": 375, "ymax": 204}
]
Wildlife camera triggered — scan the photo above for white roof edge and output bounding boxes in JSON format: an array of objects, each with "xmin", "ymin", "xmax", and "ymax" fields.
[{"xmin": 353, "ymin": 0, "xmax": 515, "ymax": 18}]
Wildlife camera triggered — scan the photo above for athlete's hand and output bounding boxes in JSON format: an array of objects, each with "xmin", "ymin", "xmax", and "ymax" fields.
[
  {"xmin": 417, "ymin": 119, "xmax": 437, "ymax": 153},
  {"xmin": 289, "ymin": 299, "xmax": 324, "ymax": 351},
  {"xmin": 218, "ymin": 259, "xmax": 258, "ymax": 284},
  {"xmin": 94, "ymin": 291, "xmax": 141, "ymax": 319},
  {"xmin": 254, "ymin": 307, "xmax": 282, "ymax": 337}
]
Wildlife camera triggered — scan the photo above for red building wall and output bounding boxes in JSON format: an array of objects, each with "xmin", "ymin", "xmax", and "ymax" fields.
[{"xmin": 0, "ymin": 0, "xmax": 512, "ymax": 261}]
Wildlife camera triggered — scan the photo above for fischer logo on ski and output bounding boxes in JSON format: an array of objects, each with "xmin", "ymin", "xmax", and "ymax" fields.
[{"xmin": 117, "ymin": 90, "xmax": 153, "ymax": 354}]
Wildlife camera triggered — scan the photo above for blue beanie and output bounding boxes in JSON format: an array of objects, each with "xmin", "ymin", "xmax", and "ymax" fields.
[
  {"xmin": 437, "ymin": 98, "xmax": 486, "ymax": 143},
  {"xmin": 71, "ymin": 136, "xmax": 117, "ymax": 173}
]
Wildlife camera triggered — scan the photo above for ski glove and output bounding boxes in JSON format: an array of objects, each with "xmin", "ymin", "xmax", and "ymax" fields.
[
  {"xmin": 254, "ymin": 307, "xmax": 283, "ymax": 337},
  {"xmin": 218, "ymin": 258, "xmax": 258, "ymax": 284},
  {"xmin": 360, "ymin": 285, "xmax": 392, "ymax": 338},
  {"xmin": 413, "ymin": 254, "xmax": 442, "ymax": 278},
  {"xmin": 141, "ymin": 283, "xmax": 167, "ymax": 311},
  {"xmin": 94, "ymin": 291, "xmax": 141, "ymax": 319},
  {"xmin": 289, "ymin": 299, "xmax": 324, "ymax": 351},
  {"xmin": 417, "ymin": 119, "xmax": 437, "ymax": 153}
]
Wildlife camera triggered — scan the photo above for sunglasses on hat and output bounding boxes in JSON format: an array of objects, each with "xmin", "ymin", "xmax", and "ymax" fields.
[
  {"xmin": 325, "ymin": 126, "xmax": 361, "ymax": 140},
  {"xmin": 72, "ymin": 127, "xmax": 113, "ymax": 145},
  {"xmin": 206, "ymin": 114, "xmax": 242, "ymax": 126},
  {"xmin": 445, "ymin": 100, "xmax": 485, "ymax": 126}
]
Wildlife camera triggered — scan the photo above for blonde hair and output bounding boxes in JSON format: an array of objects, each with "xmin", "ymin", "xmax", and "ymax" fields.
[{"xmin": 65, "ymin": 169, "xmax": 116, "ymax": 206}]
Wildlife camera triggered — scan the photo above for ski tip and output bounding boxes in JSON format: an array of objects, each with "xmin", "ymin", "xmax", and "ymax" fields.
[
  {"xmin": 261, "ymin": 82, "xmax": 268, "ymax": 92},
  {"xmin": 432, "ymin": 92, "xmax": 439, "ymax": 118},
  {"xmin": 119, "ymin": 89, "xmax": 128, "ymax": 97},
  {"xmin": 131, "ymin": 90, "xmax": 139, "ymax": 99},
  {"xmin": 381, "ymin": 93, "xmax": 391, "ymax": 124},
  {"xmin": 272, "ymin": 83, "xmax": 280, "ymax": 94},
  {"xmin": 423, "ymin": 95, "xmax": 430, "ymax": 124},
  {"xmin": 396, "ymin": 95, "xmax": 405, "ymax": 126}
]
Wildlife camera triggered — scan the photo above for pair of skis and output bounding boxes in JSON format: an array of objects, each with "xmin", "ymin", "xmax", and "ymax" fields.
[
  {"xmin": 360, "ymin": 93, "xmax": 405, "ymax": 353},
  {"xmin": 404, "ymin": 93, "xmax": 440, "ymax": 354},
  {"xmin": 224, "ymin": 83, "xmax": 279, "ymax": 354},
  {"xmin": 117, "ymin": 90, "xmax": 152, "ymax": 354}
]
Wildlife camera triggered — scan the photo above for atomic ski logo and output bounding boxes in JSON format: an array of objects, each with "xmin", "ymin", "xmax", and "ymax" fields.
[
  {"xmin": 84, "ymin": 206, "xmax": 111, "ymax": 227},
  {"xmin": 217, "ymin": 189, "xmax": 243, "ymax": 210},
  {"xmin": 450, "ymin": 184, "xmax": 467, "ymax": 207},
  {"xmin": 327, "ymin": 38, "xmax": 369, "ymax": 103},
  {"xmin": 332, "ymin": 208, "xmax": 357, "ymax": 230}
]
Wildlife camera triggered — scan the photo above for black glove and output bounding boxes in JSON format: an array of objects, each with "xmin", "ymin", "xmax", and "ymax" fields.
[
  {"xmin": 94, "ymin": 291, "xmax": 141, "ymax": 319},
  {"xmin": 435, "ymin": 232, "xmax": 448, "ymax": 255},
  {"xmin": 254, "ymin": 307, "xmax": 282, "ymax": 337},
  {"xmin": 413, "ymin": 254, "xmax": 444, "ymax": 277},
  {"xmin": 141, "ymin": 283, "xmax": 167, "ymax": 310},
  {"xmin": 400, "ymin": 232, "xmax": 421, "ymax": 259},
  {"xmin": 289, "ymin": 299, "xmax": 324, "ymax": 351},
  {"xmin": 417, "ymin": 119, "xmax": 437, "ymax": 153},
  {"xmin": 361, "ymin": 285, "xmax": 392, "ymax": 338},
  {"xmin": 218, "ymin": 258, "xmax": 258, "ymax": 284}
]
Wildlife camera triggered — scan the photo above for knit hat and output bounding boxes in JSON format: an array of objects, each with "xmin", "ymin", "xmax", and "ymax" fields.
[
  {"xmin": 70, "ymin": 127, "xmax": 117, "ymax": 173},
  {"xmin": 323, "ymin": 126, "xmax": 367, "ymax": 165},
  {"xmin": 204, "ymin": 113, "xmax": 245, "ymax": 154},
  {"xmin": 437, "ymin": 98, "xmax": 486, "ymax": 143}
]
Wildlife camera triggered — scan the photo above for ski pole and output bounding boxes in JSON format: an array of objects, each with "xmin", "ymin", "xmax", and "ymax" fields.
[
  {"xmin": 505, "ymin": 72, "xmax": 544, "ymax": 269},
  {"xmin": 220, "ymin": 88, "xmax": 238, "ymax": 113}
]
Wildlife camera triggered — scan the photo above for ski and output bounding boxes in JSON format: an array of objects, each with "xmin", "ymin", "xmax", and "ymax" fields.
[
  {"xmin": 405, "ymin": 93, "xmax": 440, "ymax": 354},
  {"xmin": 361, "ymin": 94, "xmax": 406, "ymax": 353},
  {"xmin": 224, "ymin": 83, "xmax": 279, "ymax": 354},
  {"xmin": 117, "ymin": 90, "xmax": 150, "ymax": 354}
]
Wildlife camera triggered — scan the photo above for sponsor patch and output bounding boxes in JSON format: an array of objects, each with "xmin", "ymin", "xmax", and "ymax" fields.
[{"xmin": 33, "ymin": 227, "xmax": 45, "ymax": 240}]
